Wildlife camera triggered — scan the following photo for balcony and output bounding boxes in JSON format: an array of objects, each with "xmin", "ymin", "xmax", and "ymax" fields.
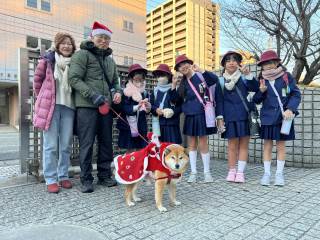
[
  {"xmin": 176, "ymin": 0, "xmax": 186, "ymax": 8},
  {"xmin": 175, "ymin": 15, "xmax": 185, "ymax": 24},
  {"xmin": 175, "ymin": 7, "xmax": 186, "ymax": 17},
  {"xmin": 164, "ymin": 37, "xmax": 173, "ymax": 45},
  {"xmin": 175, "ymin": 41, "xmax": 185, "ymax": 49},
  {"xmin": 175, "ymin": 24, "xmax": 186, "ymax": 33}
]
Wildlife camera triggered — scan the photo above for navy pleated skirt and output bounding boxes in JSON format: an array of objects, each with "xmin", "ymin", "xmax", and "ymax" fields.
[
  {"xmin": 183, "ymin": 114, "xmax": 216, "ymax": 136},
  {"xmin": 117, "ymin": 130, "xmax": 148, "ymax": 149},
  {"xmin": 260, "ymin": 123, "xmax": 295, "ymax": 141},
  {"xmin": 222, "ymin": 120, "xmax": 250, "ymax": 139},
  {"xmin": 160, "ymin": 125, "xmax": 182, "ymax": 144}
]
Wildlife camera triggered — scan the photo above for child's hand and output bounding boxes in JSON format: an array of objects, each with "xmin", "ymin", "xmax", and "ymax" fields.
[
  {"xmin": 283, "ymin": 109, "xmax": 294, "ymax": 120},
  {"xmin": 259, "ymin": 79, "xmax": 267, "ymax": 93},
  {"xmin": 192, "ymin": 64, "xmax": 204, "ymax": 73},
  {"xmin": 240, "ymin": 65, "xmax": 250, "ymax": 75},
  {"xmin": 217, "ymin": 119, "xmax": 226, "ymax": 133},
  {"xmin": 145, "ymin": 102, "xmax": 151, "ymax": 113},
  {"xmin": 156, "ymin": 108, "xmax": 163, "ymax": 116}
]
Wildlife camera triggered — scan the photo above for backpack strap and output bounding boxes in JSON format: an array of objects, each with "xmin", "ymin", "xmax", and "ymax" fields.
[{"xmin": 194, "ymin": 72, "xmax": 213, "ymax": 103}]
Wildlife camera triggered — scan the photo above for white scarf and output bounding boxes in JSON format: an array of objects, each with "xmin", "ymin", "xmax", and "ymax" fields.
[
  {"xmin": 54, "ymin": 52, "xmax": 71, "ymax": 93},
  {"xmin": 223, "ymin": 69, "xmax": 242, "ymax": 91}
]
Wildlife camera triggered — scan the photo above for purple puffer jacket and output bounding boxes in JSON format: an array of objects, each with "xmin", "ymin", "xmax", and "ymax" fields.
[{"xmin": 33, "ymin": 51, "xmax": 56, "ymax": 131}]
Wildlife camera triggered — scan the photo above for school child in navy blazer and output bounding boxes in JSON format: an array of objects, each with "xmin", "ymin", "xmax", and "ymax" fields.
[
  {"xmin": 150, "ymin": 64, "xmax": 182, "ymax": 144},
  {"xmin": 116, "ymin": 64, "xmax": 151, "ymax": 152},
  {"xmin": 170, "ymin": 55, "xmax": 219, "ymax": 183},
  {"xmin": 253, "ymin": 50, "xmax": 301, "ymax": 186},
  {"xmin": 215, "ymin": 51, "xmax": 259, "ymax": 183}
]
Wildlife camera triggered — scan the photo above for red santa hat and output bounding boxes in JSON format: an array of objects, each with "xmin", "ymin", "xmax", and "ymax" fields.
[{"xmin": 91, "ymin": 21, "xmax": 112, "ymax": 38}]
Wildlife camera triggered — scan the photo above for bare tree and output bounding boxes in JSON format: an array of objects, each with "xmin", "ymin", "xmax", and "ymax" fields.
[{"xmin": 218, "ymin": 0, "xmax": 320, "ymax": 84}]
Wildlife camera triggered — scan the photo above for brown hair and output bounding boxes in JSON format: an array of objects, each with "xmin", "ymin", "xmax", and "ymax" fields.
[{"xmin": 54, "ymin": 32, "xmax": 76, "ymax": 56}]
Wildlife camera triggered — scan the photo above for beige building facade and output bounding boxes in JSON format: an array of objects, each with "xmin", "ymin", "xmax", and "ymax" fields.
[
  {"xmin": 146, "ymin": 0, "xmax": 220, "ymax": 71},
  {"xmin": 0, "ymin": 0, "xmax": 146, "ymax": 127}
]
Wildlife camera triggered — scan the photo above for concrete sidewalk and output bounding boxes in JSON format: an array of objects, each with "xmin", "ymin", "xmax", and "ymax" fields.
[
  {"xmin": 0, "ymin": 160, "xmax": 319, "ymax": 240},
  {"xmin": 0, "ymin": 125, "xmax": 19, "ymax": 161}
]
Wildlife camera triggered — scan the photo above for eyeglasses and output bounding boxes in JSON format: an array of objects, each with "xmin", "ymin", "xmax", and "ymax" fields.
[{"xmin": 95, "ymin": 34, "xmax": 111, "ymax": 41}]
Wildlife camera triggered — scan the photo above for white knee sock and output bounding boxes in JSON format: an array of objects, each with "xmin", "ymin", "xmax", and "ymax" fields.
[
  {"xmin": 237, "ymin": 160, "xmax": 247, "ymax": 173},
  {"xmin": 201, "ymin": 152, "xmax": 211, "ymax": 174},
  {"xmin": 263, "ymin": 161, "xmax": 271, "ymax": 175},
  {"xmin": 189, "ymin": 150, "xmax": 197, "ymax": 174},
  {"xmin": 276, "ymin": 160, "xmax": 285, "ymax": 174}
]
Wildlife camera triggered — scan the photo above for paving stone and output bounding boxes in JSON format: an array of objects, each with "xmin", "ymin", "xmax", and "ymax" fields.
[{"xmin": 0, "ymin": 160, "xmax": 319, "ymax": 239}]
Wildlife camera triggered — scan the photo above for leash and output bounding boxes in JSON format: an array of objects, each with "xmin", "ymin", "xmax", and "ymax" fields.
[
  {"xmin": 154, "ymin": 173, "xmax": 182, "ymax": 184},
  {"xmin": 110, "ymin": 106, "xmax": 150, "ymax": 145}
]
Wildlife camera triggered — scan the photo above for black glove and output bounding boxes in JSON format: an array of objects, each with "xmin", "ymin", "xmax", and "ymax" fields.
[{"xmin": 91, "ymin": 93, "xmax": 107, "ymax": 106}]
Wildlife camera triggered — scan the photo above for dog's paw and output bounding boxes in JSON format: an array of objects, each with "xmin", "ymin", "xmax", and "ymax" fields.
[
  {"xmin": 133, "ymin": 197, "xmax": 142, "ymax": 202},
  {"xmin": 127, "ymin": 201, "xmax": 135, "ymax": 207},
  {"xmin": 158, "ymin": 206, "xmax": 168, "ymax": 213}
]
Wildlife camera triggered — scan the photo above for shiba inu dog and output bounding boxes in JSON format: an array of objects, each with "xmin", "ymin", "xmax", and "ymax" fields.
[{"xmin": 114, "ymin": 142, "xmax": 189, "ymax": 213}]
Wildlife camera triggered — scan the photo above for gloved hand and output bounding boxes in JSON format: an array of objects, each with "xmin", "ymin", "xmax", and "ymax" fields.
[
  {"xmin": 162, "ymin": 108, "xmax": 174, "ymax": 118},
  {"xmin": 91, "ymin": 93, "xmax": 107, "ymax": 106}
]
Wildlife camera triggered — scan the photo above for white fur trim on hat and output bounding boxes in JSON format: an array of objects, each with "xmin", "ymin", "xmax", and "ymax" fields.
[{"xmin": 91, "ymin": 29, "xmax": 112, "ymax": 37}]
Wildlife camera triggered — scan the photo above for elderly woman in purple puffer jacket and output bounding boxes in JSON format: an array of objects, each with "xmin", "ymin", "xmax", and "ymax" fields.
[{"xmin": 33, "ymin": 32, "xmax": 76, "ymax": 193}]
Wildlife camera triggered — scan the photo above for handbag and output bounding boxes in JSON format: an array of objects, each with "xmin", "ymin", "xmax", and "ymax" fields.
[
  {"xmin": 234, "ymin": 86, "xmax": 261, "ymax": 138},
  {"xmin": 187, "ymin": 73, "xmax": 216, "ymax": 128},
  {"xmin": 269, "ymin": 81, "xmax": 294, "ymax": 135}
]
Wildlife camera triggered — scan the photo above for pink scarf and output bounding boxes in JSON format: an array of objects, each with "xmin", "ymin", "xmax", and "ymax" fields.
[
  {"xmin": 123, "ymin": 80, "xmax": 145, "ymax": 102},
  {"xmin": 262, "ymin": 67, "xmax": 285, "ymax": 81}
]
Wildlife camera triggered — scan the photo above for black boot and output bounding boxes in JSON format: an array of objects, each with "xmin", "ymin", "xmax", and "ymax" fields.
[
  {"xmin": 97, "ymin": 178, "xmax": 117, "ymax": 187},
  {"xmin": 81, "ymin": 182, "xmax": 94, "ymax": 193}
]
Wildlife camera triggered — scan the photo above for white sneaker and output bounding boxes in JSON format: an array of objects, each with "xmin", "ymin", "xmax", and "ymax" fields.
[
  {"xmin": 260, "ymin": 173, "xmax": 271, "ymax": 186},
  {"xmin": 187, "ymin": 173, "xmax": 197, "ymax": 183},
  {"xmin": 274, "ymin": 173, "xmax": 285, "ymax": 186},
  {"xmin": 204, "ymin": 172, "xmax": 214, "ymax": 183}
]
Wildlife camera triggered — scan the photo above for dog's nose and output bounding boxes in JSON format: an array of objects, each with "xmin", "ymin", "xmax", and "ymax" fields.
[{"xmin": 175, "ymin": 164, "xmax": 180, "ymax": 169}]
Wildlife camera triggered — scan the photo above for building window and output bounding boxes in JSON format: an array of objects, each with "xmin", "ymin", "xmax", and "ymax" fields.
[
  {"xmin": 26, "ymin": 36, "xmax": 38, "ymax": 49},
  {"xmin": 123, "ymin": 20, "xmax": 133, "ymax": 33},
  {"xmin": 83, "ymin": 26, "xmax": 91, "ymax": 39},
  {"xmin": 41, "ymin": 39, "xmax": 52, "ymax": 50},
  {"xmin": 26, "ymin": 0, "xmax": 51, "ymax": 12},
  {"xmin": 123, "ymin": 56, "xmax": 133, "ymax": 66},
  {"xmin": 27, "ymin": 0, "xmax": 37, "ymax": 8},
  {"xmin": 41, "ymin": 0, "xmax": 51, "ymax": 12}
]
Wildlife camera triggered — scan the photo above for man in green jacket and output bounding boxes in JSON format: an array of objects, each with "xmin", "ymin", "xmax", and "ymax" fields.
[{"xmin": 69, "ymin": 21, "xmax": 121, "ymax": 193}]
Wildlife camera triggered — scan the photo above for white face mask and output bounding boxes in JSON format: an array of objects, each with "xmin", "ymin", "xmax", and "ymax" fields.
[{"xmin": 157, "ymin": 76, "xmax": 169, "ymax": 85}]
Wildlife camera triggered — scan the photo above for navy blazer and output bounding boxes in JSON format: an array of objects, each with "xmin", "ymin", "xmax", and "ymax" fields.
[
  {"xmin": 215, "ymin": 76, "xmax": 259, "ymax": 122},
  {"xmin": 116, "ymin": 93, "xmax": 148, "ymax": 134},
  {"xmin": 150, "ymin": 89, "xmax": 181, "ymax": 126},
  {"xmin": 253, "ymin": 72, "xmax": 301, "ymax": 125},
  {"xmin": 170, "ymin": 71, "xmax": 219, "ymax": 116}
]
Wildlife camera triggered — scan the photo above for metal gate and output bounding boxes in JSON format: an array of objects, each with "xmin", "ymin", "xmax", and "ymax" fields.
[{"xmin": 18, "ymin": 47, "xmax": 157, "ymax": 179}]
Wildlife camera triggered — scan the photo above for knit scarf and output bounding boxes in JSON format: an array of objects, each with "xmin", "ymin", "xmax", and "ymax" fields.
[
  {"xmin": 262, "ymin": 66, "xmax": 285, "ymax": 81},
  {"xmin": 223, "ymin": 69, "xmax": 242, "ymax": 90},
  {"xmin": 54, "ymin": 52, "xmax": 71, "ymax": 92},
  {"xmin": 123, "ymin": 80, "xmax": 146, "ymax": 102}
]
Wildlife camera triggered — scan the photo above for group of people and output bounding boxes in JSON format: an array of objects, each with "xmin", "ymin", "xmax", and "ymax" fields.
[{"xmin": 33, "ymin": 21, "xmax": 301, "ymax": 194}]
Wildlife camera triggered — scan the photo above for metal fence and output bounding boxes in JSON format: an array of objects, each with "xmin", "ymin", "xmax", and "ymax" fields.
[
  {"xmin": 19, "ymin": 48, "xmax": 320, "ymax": 179},
  {"xmin": 18, "ymin": 48, "xmax": 158, "ymax": 178}
]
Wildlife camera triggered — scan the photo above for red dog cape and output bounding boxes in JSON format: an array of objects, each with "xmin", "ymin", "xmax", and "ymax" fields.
[{"xmin": 114, "ymin": 142, "xmax": 176, "ymax": 184}]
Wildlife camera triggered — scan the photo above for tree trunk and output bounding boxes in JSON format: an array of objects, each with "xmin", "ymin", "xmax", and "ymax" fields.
[{"xmin": 291, "ymin": 60, "xmax": 305, "ymax": 83}]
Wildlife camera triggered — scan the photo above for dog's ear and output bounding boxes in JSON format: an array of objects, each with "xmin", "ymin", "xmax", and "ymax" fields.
[{"xmin": 164, "ymin": 147, "xmax": 171, "ymax": 157}]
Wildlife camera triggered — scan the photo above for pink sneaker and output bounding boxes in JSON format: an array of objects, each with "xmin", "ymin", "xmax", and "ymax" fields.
[
  {"xmin": 234, "ymin": 172, "xmax": 245, "ymax": 183},
  {"xmin": 226, "ymin": 169, "xmax": 236, "ymax": 182}
]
